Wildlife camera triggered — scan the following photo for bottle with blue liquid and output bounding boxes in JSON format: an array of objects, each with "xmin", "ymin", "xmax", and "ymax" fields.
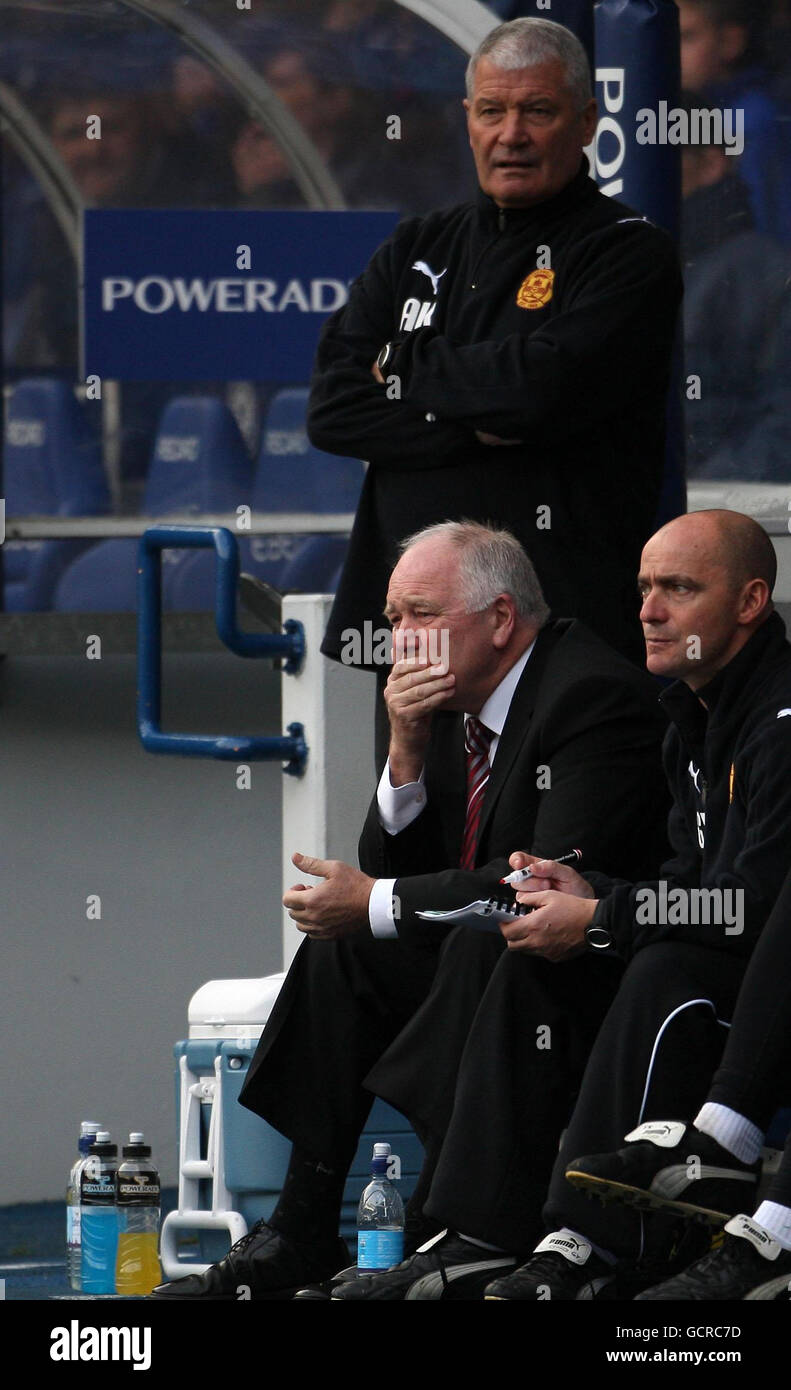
[
  {"xmin": 66, "ymin": 1120, "xmax": 102, "ymax": 1290},
  {"xmin": 80, "ymin": 1131, "xmax": 119, "ymax": 1294},
  {"xmin": 356, "ymin": 1141, "xmax": 404, "ymax": 1272}
]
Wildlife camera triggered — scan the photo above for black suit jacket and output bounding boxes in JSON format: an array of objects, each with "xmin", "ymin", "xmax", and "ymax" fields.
[{"xmin": 359, "ymin": 618, "xmax": 671, "ymax": 945}]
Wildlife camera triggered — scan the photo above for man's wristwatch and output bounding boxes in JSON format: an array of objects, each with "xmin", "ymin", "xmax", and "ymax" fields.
[
  {"xmin": 585, "ymin": 917, "xmax": 613, "ymax": 950},
  {"xmin": 377, "ymin": 340, "xmax": 399, "ymax": 373}
]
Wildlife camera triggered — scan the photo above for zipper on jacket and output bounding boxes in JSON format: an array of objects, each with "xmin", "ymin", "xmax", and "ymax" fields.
[{"xmin": 469, "ymin": 216, "xmax": 505, "ymax": 289}]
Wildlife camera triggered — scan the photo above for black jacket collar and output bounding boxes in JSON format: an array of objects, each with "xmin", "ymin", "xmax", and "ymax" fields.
[
  {"xmin": 475, "ymin": 157, "xmax": 598, "ymax": 232},
  {"xmin": 659, "ymin": 611, "xmax": 790, "ymax": 751}
]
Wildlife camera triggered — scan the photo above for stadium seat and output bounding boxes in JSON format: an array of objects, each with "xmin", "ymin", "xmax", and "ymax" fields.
[
  {"xmin": 54, "ymin": 396, "xmax": 252, "ymax": 612},
  {"xmin": 165, "ymin": 390, "xmax": 361, "ymax": 608},
  {"xmin": 239, "ymin": 387, "xmax": 362, "ymax": 592},
  {"xmin": 3, "ymin": 377, "xmax": 109, "ymax": 611},
  {"xmin": 277, "ymin": 534, "xmax": 349, "ymax": 593}
]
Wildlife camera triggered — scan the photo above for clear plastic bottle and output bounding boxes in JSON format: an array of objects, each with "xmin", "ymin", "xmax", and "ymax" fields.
[
  {"xmin": 115, "ymin": 1133, "xmax": 162, "ymax": 1296},
  {"xmin": 80, "ymin": 1131, "xmax": 119, "ymax": 1295},
  {"xmin": 356, "ymin": 1141, "xmax": 404, "ymax": 1272},
  {"xmin": 66, "ymin": 1120, "xmax": 103, "ymax": 1290}
]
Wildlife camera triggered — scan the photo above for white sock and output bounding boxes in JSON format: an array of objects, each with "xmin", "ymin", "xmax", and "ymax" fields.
[
  {"xmin": 695, "ymin": 1102, "xmax": 764, "ymax": 1165},
  {"xmin": 752, "ymin": 1202, "xmax": 791, "ymax": 1251}
]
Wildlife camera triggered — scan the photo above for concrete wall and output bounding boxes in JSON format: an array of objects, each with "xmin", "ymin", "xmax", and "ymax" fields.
[{"xmin": 2, "ymin": 644, "xmax": 374, "ymax": 1204}]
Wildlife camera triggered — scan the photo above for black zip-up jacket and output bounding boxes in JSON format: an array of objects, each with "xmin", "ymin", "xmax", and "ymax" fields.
[
  {"xmin": 586, "ymin": 611, "xmax": 791, "ymax": 961},
  {"xmin": 308, "ymin": 160, "xmax": 683, "ymax": 665}
]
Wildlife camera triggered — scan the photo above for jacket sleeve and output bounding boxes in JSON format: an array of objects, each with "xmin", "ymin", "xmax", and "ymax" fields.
[
  {"xmin": 307, "ymin": 219, "xmax": 472, "ymax": 471},
  {"xmin": 391, "ymin": 670, "xmax": 670, "ymax": 946},
  {"xmin": 589, "ymin": 718, "xmax": 791, "ymax": 963},
  {"xmin": 400, "ymin": 221, "xmax": 682, "ymax": 440}
]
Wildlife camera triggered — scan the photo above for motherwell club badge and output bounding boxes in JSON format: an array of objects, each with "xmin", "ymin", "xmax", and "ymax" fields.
[{"xmin": 516, "ymin": 268, "xmax": 555, "ymax": 310}]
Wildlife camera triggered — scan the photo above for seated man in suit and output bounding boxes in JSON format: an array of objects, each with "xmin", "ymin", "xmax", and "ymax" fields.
[{"xmin": 152, "ymin": 519, "xmax": 669, "ymax": 1300}]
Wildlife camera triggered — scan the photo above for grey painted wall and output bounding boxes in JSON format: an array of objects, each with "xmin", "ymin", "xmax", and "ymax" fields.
[{"xmin": 3, "ymin": 650, "xmax": 294, "ymax": 1204}]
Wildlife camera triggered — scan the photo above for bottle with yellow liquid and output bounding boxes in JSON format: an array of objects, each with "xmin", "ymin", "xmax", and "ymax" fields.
[{"xmin": 115, "ymin": 1133, "xmax": 162, "ymax": 1296}]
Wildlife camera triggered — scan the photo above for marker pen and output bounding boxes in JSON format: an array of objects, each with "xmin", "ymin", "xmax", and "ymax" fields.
[{"xmin": 500, "ymin": 848, "xmax": 582, "ymax": 886}]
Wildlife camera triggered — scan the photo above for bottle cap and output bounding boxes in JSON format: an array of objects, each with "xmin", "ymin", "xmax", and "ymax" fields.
[
  {"xmin": 80, "ymin": 1121, "xmax": 102, "ymax": 1137},
  {"xmin": 128, "ymin": 1132, "xmax": 145, "ymax": 1144},
  {"xmin": 122, "ymin": 1137, "xmax": 152, "ymax": 1158},
  {"xmin": 89, "ymin": 1133, "xmax": 117, "ymax": 1156},
  {"xmin": 372, "ymin": 1142, "xmax": 391, "ymax": 1158}
]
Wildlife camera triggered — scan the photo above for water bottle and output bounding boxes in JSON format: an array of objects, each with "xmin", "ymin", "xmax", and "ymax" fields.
[
  {"xmin": 356, "ymin": 1142, "xmax": 404, "ymax": 1271},
  {"xmin": 80, "ymin": 1132, "xmax": 119, "ymax": 1294},
  {"xmin": 66, "ymin": 1121, "xmax": 102, "ymax": 1290},
  {"xmin": 115, "ymin": 1133, "xmax": 162, "ymax": 1296}
]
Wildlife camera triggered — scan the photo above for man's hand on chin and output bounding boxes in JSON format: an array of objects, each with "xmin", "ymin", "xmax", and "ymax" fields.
[{"xmin": 282, "ymin": 851, "xmax": 376, "ymax": 941}]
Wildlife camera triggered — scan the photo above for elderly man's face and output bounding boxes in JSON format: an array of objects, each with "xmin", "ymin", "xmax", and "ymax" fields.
[
  {"xmin": 385, "ymin": 539, "xmax": 504, "ymax": 713},
  {"xmin": 637, "ymin": 518, "xmax": 752, "ymax": 690},
  {"xmin": 464, "ymin": 57, "xmax": 597, "ymax": 209}
]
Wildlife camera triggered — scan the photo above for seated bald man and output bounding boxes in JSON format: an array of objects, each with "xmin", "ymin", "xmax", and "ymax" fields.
[{"xmin": 471, "ymin": 510, "xmax": 791, "ymax": 1301}]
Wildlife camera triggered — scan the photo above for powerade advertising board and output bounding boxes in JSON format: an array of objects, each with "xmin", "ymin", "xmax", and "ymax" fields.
[{"xmin": 82, "ymin": 209, "xmax": 399, "ymax": 381}]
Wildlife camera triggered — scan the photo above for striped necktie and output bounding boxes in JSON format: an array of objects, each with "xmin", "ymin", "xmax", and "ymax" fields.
[{"xmin": 459, "ymin": 716, "xmax": 494, "ymax": 870}]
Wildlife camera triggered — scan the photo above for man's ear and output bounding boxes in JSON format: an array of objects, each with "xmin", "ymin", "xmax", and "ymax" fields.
[
  {"xmin": 738, "ymin": 578, "xmax": 771, "ymax": 626},
  {"xmin": 491, "ymin": 594, "xmax": 516, "ymax": 648}
]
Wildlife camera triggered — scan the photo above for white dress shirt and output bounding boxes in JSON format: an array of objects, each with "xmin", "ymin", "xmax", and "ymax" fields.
[{"xmin": 369, "ymin": 641, "xmax": 535, "ymax": 937}]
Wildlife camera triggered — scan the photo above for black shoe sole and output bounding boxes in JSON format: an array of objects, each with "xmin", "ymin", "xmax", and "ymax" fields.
[
  {"xmin": 564, "ymin": 1169, "xmax": 733, "ymax": 1226},
  {"xmin": 149, "ymin": 1285, "xmax": 307, "ymax": 1301}
]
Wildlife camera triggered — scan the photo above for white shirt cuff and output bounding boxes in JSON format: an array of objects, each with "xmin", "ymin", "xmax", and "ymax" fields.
[
  {"xmin": 369, "ymin": 876, "xmax": 399, "ymax": 938},
  {"xmin": 376, "ymin": 760, "xmax": 427, "ymax": 835}
]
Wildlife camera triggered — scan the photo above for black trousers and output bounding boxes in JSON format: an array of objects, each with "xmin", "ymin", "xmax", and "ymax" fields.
[
  {"xmin": 238, "ymin": 931, "xmax": 440, "ymax": 1167},
  {"xmin": 239, "ymin": 926, "xmax": 622, "ymax": 1246},
  {"xmin": 708, "ymin": 866, "xmax": 791, "ymax": 1129},
  {"xmin": 541, "ymin": 942, "xmax": 748, "ymax": 1260},
  {"xmin": 700, "ymin": 865, "xmax": 791, "ymax": 1211}
]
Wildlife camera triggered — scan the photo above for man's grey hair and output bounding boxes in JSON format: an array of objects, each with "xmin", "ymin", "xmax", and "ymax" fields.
[
  {"xmin": 399, "ymin": 520, "xmax": 550, "ymax": 627},
  {"xmin": 465, "ymin": 17, "xmax": 593, "ymax": 110}
]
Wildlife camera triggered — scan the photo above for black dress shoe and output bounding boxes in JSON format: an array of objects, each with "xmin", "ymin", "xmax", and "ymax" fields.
[{"xmin": 149, "ymin": 1221, "xmax": 350, "ymax": 1300}]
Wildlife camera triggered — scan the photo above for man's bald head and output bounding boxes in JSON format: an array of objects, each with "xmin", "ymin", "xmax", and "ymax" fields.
[
  {"xmin": 638, "ymin": 510, "xmax": 775, "ymax": 690},
  {"xmin": 653, "ymin": 510, "xmax": 777, "ymax": 596}
]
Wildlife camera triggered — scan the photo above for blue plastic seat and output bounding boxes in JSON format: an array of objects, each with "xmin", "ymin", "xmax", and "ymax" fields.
[
  {"xmin": 55, "ymin": 396, "xmax": 252, "ymax": 612},
  {"xmin": 277, "ymin": 534, "xmax": 349, "ymax": 593},
  {"xmin": 3, "ymin": 377, "xmax": 109, "ymax": 611},
  {"xmin": 239, "ymin": 387, "xmax": 362, "ymax": 592},
  {"xmin": 164, "ymin": 390, "xmax": 361, "ymax": 608}
]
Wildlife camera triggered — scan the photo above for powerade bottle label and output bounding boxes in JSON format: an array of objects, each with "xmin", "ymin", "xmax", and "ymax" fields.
[
  {"xmin": 117, "ymin": 1175, "xmax": 161, "ymax": 1202},
  {"xmin": 81, "ymin": 1177, "xmax": 115, "ymax": 1200},
  {"xmin": 357, "ymin": 1229, "xmax": 404, "ymax": 1270}
]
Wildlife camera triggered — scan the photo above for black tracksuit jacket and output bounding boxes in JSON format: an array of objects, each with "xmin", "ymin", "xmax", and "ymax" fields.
[
  {"xmin": 586, "ymin": 611, "xmax": 791, "ymax": 961},
  {"xmin": 308, "ymin": 160, "xmax": 683, "ymax": 664}
]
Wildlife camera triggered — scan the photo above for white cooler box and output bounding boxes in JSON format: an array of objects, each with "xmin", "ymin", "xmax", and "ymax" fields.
[{"xmin": 160, "ymin": 974, "xmax": 423, "ymax": 1279}]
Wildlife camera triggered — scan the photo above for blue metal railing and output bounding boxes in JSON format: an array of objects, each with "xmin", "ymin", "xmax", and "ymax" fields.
[{"xmin": 137, "ymin": 526, "xmax": 307, "ymax": 774}]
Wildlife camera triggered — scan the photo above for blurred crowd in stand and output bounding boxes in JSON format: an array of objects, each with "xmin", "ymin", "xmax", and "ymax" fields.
[
  {"xmin": 678, "ymin": 1, "xmax": 791, "ymax": 482},
  {"xmin": 1, "ymin": 0, "xmax": 790, "ymax": 511}
]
